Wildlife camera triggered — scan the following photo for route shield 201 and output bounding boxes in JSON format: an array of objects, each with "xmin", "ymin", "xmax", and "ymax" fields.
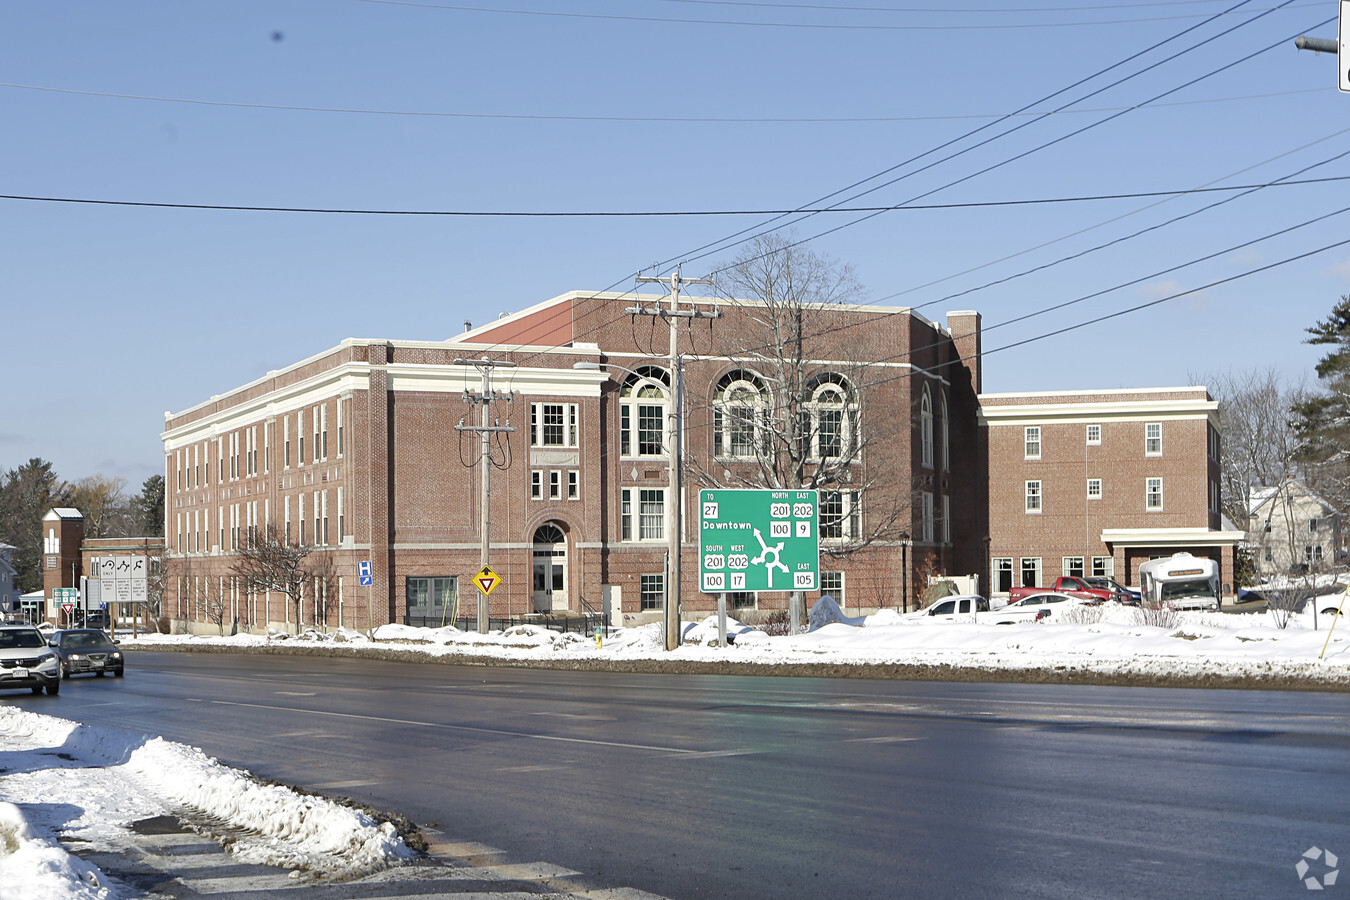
[{"xmin": 699, "ymin": 489, "xmax": 819, "ymax": 594}]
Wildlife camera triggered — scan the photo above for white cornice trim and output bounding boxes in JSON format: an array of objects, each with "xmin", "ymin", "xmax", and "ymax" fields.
[
  {"xmin": 979, "ymin": 397, "xmax": 1218, "ymax": 428},
  {"xmin": 1100, "ymin": 527, "xmax": 1244, "ymax": 547}
]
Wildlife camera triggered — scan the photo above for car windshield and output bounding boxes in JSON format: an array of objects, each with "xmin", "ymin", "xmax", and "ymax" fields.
[
  {"xmin": 62, "ymin": 631, "xmax": 115, "ymax": 650},
  {"xmin": 0, "ymin": 629, "xmax": 46, "ymax": 649},
  {"xmin": 1161, "ymin": 580, "xmax": 1213, "ymax": 601}
]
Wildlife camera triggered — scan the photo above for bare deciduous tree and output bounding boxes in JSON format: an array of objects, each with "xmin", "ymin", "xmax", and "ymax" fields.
[
  {"xmin": 697, "ymin": 233, "xmax": 913, "ymax": 554},
  {"xmin": 231, "ymin": 523, "xmax": 315, "ymax": 635}
]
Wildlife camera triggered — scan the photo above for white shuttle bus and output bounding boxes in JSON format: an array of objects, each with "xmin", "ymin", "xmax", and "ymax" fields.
[{"xmin": 1138, "ymin": 552, "xmax": 1220, "ymax": 611}]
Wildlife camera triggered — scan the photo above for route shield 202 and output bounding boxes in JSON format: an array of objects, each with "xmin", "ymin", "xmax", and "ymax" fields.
[{"xmin": 699, "ymin": 489, "xmax": 819, "ymax": 594}]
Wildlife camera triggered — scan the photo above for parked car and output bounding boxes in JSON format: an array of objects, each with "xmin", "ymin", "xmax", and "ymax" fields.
[
  {"xmin": 50, "ymin": 629, "xmax": 125, "ymax": 679},
  {"xmin": 906, "ymin": 595, "xmax": 1048, "ymax": 625},
  {"xmin": 72, "ymin": 610, "xmax": 110, "ymax": 630},
  {"xmin": 1007, "ymin": 576, "xmax": 1116, "ymax": 604},
  {"xmin": 1084, "ymin": 577, "xmax": 1141, "ymax": 605},
  {"xmin": 0, "ymin": 624, "xmax": 62, "ymax": 695},
  {"xmin": 995, "ymin": 592, "xmax": 1098, "ymax": 623}
]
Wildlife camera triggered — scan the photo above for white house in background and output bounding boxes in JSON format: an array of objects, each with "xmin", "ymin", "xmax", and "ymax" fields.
[
  {"xmin": 0, "ymin": 543, "xmax": 19, "ymax": 615},
  {"xmin": 1247, "ymin": 479, "xmax": 1343, "ymax": 576}
]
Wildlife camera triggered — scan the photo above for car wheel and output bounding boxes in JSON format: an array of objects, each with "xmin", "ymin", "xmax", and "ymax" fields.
[
  {"xmin": 30, "ymin": 686, "xmax": 42, "ymax": 695},
  {"xmin": 62, "ymin": 668, "xmax": 70, "ymax": 680},
  {"xmin": 114, "ymin": 668, "xmax": 124, "ymax": 678},
  {"xmin": 46, "ymin": 681, "xmax": 59, "ymax": 695}
]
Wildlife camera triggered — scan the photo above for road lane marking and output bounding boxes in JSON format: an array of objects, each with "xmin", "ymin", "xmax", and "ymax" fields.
[
  {"xmin": 846, "ymin": 736, "xmax": 926, "ymax": 743},
  {"xmin": 199, "ymin": 699, "xmax": 711, "ymax": 755}
]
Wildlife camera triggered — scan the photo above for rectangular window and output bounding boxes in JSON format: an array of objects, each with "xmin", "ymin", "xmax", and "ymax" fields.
[
  {"xmin": 1086, "ymin": 424, "xmax": 1101, "ymax": 445},
  {"xmin": 820, "ymin": 490, "xmax": 860, "ymax": 540},
  {"xmin": 263, "ymin": 422, "xmax": 270, "ymax": 474},
  {"xmin": 1025, "ymin": 426, "xmax": 1041, "ymax": 459},
  {"xmin": 1146, "ymin": 477, "xmax": 1163, "ymax": 511},
  {"xmin": 567, "ymin": 471, "xmax": 579, "ymax": 500},
  {"xmin": 321, "ymin": 490, "xmax": 329, "ymax": 545},
  {"xmin": 298, "ymin": 410, "xmax": 306, "ymax": 465},
  {"xmin": 284, "ymin": 417, "xmax": 291, "ymax": 469},
  {"xmin": 1092, "ymin": 556, "xmax": 1114, "ymax": 578},
  {"xmin": 821, "ymin": 571, "xmax": 845, "ymax": 608},
  {"xmin": 942, "ymin": 495, "xmax": 950, "ymax": 543},
  {"xmin": 549, "ymin": 470, "xmax": 561, "ymax": 500},
  {"xmin": 640, "ymin": 573, "xmax": 664, "ymax": 610},
  {"xmin": 531, "ymin": 471, "xmax": 543, "ymax": 499},
  {"xmin": 820, "ymin": 408, "xmax": 844, "ymax": 459},
  {"xmin": 336, "ymin": 488, "xmax": 344, "ymax": 541},
  {"xmin": 284, "ymin": 496, "xmax": 291, "ymax": 543},
  {"xmin": 621, "ymin": 488, "xmax": 665, "ymax": 541},
  {"xmin": 1310, "ymin": 517, "xmax": 1320, "ymax": 533},
  {"xmin": 406, "ymin": 576, "xmax": 458, "ymax": 613},
  {"xmin": 637, "ymin": 404, "xmax": 663, "ymax": 456},
  {"xmin": 1020, "ymin": 557, "xmax": 1041, "ymax": 589},
  {"xmin": 993, "ymin": 558, "xmax": 1013, "ymax": 594},
  {"xmin": 1145, "ymin": 422, "xmax": 1162, "ymax": 456},
  {"xmin": 1063, "ymin": 557, "xmax": 1085, "ymax": 578},
  {"xmin": 532, "ymin": 403, "xmax": 579, "ymax": 448},
  {"xmin": 728, "ymin": 591, "xmax": 756, "ymax": 609},
  {"xmin": 320, "ymin": 405, "xmax": 329, "ymax": 461},
  {"xmin": 337, "ymin": 402, "xmax": 344, "ymax": 457},
  {"xmin": 1025, "ymin": 480, "xmax": 1042, "ymax": 514},
  {"xmin": 921, "ymin": 492, "xmax": 934, "ymax": 543},
  {"xmin": 1087, "ymin": 478, "xmax": 1102, "ymax": 500},
  {"xmin": 298, "ymin": 494, "xmax": 305, "ymax": 544}
]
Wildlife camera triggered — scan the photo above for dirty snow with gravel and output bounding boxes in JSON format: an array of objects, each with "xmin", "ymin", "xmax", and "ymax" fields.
[{"xmin": 3, "ymin": 591, "xmax": 1350, "ymax": 898}]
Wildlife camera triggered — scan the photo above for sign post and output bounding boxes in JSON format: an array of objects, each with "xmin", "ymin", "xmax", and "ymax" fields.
[
  {"xmin": 699, "ymin": 489, "xmax": 819, "ymax": 644},
  {"xmin": 1342, "ymin": 0, "xmax": 1350, "ymax": 93}
]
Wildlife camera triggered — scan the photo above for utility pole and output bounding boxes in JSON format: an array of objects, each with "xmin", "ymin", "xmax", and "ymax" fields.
[
  {"xmin": 631, "ymin": 269, "xmax": 719, "ymax": 651},
  {"xmin": 454, "ymin": 357, "xmax": 517, "ymax": 634}
]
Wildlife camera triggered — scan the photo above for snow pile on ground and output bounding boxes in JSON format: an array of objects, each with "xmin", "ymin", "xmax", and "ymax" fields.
[
  {"xmin": 0, "ymin": 800, "xmax": 111, "ymax": 900},
  {"xmin": 0, "ymin": 707, "xmax": 414, "ymax": 897},
  {"xmin": 125, "ymin": 599, "xmax": 1350, "ymax": 684}
]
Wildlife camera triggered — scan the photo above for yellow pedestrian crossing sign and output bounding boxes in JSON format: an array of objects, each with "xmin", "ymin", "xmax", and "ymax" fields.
[{"xmin": 473, "ymin": 565, "xmax": 502, "ymax": 597}]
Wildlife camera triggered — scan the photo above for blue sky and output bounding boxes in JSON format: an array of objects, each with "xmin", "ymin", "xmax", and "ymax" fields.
[{"xmin": 3, "ymin": 1, "xmax": 1348, "ymax": 489}]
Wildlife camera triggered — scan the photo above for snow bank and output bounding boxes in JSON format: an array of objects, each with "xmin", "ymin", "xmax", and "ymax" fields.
[
  {"xmin": 0, "ymin": 707, "xmax": 414, "ymax": 885},
  {"xmin": 0, "ymin": 801, "xmax": 111, "ymax": 900}
]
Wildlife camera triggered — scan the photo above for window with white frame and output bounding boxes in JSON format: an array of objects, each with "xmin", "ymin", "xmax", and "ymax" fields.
[
  {"xmin": 531, "ymin": 471, "xmax": 543, "ymax": 499},
  {"xmin": 1086, "ymin": 423, "xmax": 1101, "ymax": 445},
  {"xmin": 941, "ymin": 390, "xmax": 950, "ymax": 472},
  {"xmin": 920, "ymin": 388, "xmax": 934, "ymax": 469},
  {"xmin": 921, "ymin": 491, "xmax": 934, "ymax": 543},
  {"xmin": 714, "ymin": 369, "xmax": 768, "ymax": 459},
  {"xmin": 1020, "ymin": 557, "xmax": 1041, "ymax": 588},
  {"xmin": 1025, "ymin": 426, "xmax": 1041, "ymax": 459},
  {"xmin": 993, "ymin": 558, "xmax": 1013, "ymax": 594},
  {"xmin": 1146, "ymin": 477, "xmax": 1163, "ymax": 510},
  {"xmin": 942, "ymin": 495, "xmax": 950, "ymax": 543},
  {"xmin": 621, "ymin": 488, "xmax": 665, "ymax": 541},
  {"xmin": 1025, "ymin": 480, "xmax": 1042, "ymax": 514},
  {"xmin": 819, "ymin": 489, "xmax": 860, "ymax": 540},
  {"xmin": 1087, "ymin": 478, "xmax": 1102, "ymax": 500},
  {"xmin": 821, "ymin": 571, "xmax": 845, "ymax": 607},
  {"xmin": 1210, "ymin": 481, "xmax": 1220, "ymax": 514},
  {"xmin": 532, "ymin": 403, "xmax": 579, "ymax": 448},
  {"xmin": 1063, "ymin": 557, "xmax": 1085, "ymax": 578},
  {"xmin": 640, "ymin": 573, "xmax": 664, "ymax": 610},
  {"xmin": 619, "ymin": 367, "xmax": 669, "ymax": 458},
  {"xmin": 1145, "ymin": 422, "xmax": 1162, "ymax": 456},
  {"xmin": 804, "ymin": 374, "xmax": 857, "ymax": 461},
  {"xmin": 549, "ymin": 470, "xmax": 561, "ymax": 500},
  {"xmin": 567, "ymin": 471, "xmax": 579, "ymax": 499},
  {"xmin": 1092, "ymin": 557, "xmax": 1114, "ymax": 578}
]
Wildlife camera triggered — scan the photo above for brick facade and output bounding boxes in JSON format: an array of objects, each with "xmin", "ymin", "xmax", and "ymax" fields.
[
  {"xmin": 981, "ymin": 388, "xmax": 1240, "ymax": 597},
  {"xmin": 162, "ymin": 292, "xmax": 982, "ymax": 632}
]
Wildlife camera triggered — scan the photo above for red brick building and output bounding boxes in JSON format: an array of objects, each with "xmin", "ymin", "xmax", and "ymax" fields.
[
  {"xmin": 161, "ymin": 292, "xmax": 984, "ymax": 633},
  {"xmin": 980, "ymin": 387, "xmax": 1241, "ymax": 598}
]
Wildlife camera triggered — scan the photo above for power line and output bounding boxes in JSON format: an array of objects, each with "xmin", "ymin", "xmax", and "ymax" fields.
[
  {"xmin": 656, "ymin": 0, "xmax": 1237, "ymax": 12},
  {"xmin": 6, "ymin": 174, "xmax": 1347, "ymax": 217},
  {"xmin": 359, "ymin": 0, "xmax": 1317, "ymax": 30},
  {"xmin": 645, "ymin": 0, "xmax": 1280, "ymax": 276},
  {"xmin": 0, "ymin": 80, "xmax": 1318, "ymax": 124}
]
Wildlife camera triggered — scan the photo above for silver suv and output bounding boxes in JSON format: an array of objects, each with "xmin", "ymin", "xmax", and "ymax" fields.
[{"xmin": 0, "ymin": 625, "xmax": 61, "ymax": 695}]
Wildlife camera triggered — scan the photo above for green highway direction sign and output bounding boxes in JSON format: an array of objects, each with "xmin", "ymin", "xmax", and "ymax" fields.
[{"xmin": 699, "ymin": 489, "xmax": 819, "ymax": 593}]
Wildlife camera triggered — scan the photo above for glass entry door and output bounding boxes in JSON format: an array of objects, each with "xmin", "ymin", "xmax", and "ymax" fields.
[{"xmin": 532, "ymin": 523, "xmax": 568, "ymax": 612}]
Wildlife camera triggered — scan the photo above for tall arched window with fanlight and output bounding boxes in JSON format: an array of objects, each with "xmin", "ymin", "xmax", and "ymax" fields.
[
  {"xmin": 940, "ymin": 388, "xmax": 950, "ymax": 472},
  {"xmin": 714, "ymin": 369, "xmax": 769, "ymax": 459},
  {"xmin": 804, "ymin": 374, "xmax": 857, "ymax": 461},
  {"xmin": 920, "ymin": 386, "xmax": 934, "ymax": 469},
  {"xmin": 620, "ymin": 366, "xmax": 669, "ymax": 458}
]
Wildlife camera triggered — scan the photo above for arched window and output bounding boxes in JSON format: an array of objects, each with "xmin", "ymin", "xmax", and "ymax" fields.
[
  {"xmin": 940, "ymin": 389, "xmax": 950, "ymax": 472},
  {"xmin": 714, "ymin": 369, "xmax": 769, "ymax": 459},
  {"xmin": 805, "ymin": 374, "xmax": 857, "ymax": 461},
  {"xmin": 620, "ymin": 366, "xmax": 669, "ymax": 458},
  {"xmin": 920, "ymin": 386, "xmax": 934, "ymax": 469}
]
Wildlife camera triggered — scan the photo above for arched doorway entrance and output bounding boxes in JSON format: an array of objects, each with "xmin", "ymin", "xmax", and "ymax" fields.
[{"xmin": 532, "ymin": 523, "xmax": 568, "ymax": 612}]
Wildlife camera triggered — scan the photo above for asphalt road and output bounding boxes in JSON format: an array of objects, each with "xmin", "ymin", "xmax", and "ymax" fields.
[{"xmin": 9, "ymin": 652, "xmax": 1350, "ymax": 899}]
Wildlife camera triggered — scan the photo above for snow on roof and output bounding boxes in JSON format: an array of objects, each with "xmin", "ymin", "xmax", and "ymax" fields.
[{"xmin": 43, "ymin": 508, "xmax": 83, "ymax": 520}]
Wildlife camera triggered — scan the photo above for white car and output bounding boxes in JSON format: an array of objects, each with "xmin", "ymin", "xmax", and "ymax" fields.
[
  {"xmin": 992, "ymin": 592, "xmax": 1098, "ymax": 623},
  {"xmin": 0, "ymin": 625, "xmax": 62, "ymax": 695},
  {"xmin": 906, "ymin": 595, "xmax": 991, "ymax": 623}
]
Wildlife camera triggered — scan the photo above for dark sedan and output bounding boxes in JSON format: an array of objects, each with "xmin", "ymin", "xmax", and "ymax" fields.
[{"xmin": 50, "ymin": 629, "xmax": 125, "ymax": 679}]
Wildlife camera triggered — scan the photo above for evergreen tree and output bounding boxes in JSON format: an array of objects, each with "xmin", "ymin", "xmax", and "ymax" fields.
[
  {"xmin": 0, "ymin": 458, "xmax": 70, "ymax": 593},
  {"xmin": 130, "ymin": 474, "xmax": 165, "ymax": 537},
  {"xmin": 1293, "ymin": 295, "xmax": 1350, "ymax": 512}
]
